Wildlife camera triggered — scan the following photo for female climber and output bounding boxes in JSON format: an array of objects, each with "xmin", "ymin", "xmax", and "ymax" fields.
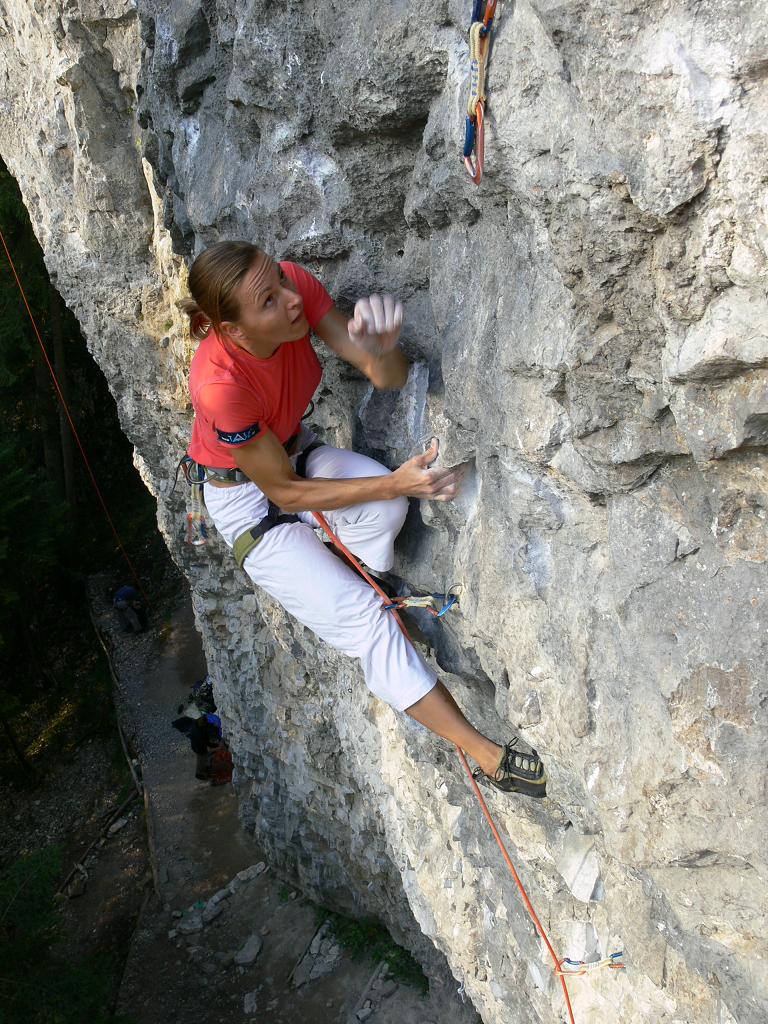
[{"xmin": 180, "ymin": 241, "xmax": 546, "ymax": 798}]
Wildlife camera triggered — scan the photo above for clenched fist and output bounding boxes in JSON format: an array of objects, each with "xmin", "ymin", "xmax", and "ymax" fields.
[{"xmin": 348, "ymin": 294, "xmax": 403, "ymax": 356}]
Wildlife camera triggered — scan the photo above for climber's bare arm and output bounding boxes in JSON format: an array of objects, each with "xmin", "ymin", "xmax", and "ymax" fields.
[
  {"xmin": 230, "ymin": 431, "xmax": 457, "ymax": 513},
  {"xmin": 315, "ymin": 306, "xmax": 409, "ymax": 390}
]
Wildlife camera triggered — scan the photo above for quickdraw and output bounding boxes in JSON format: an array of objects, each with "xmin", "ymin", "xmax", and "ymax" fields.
[
  {"xmin": 463, "ymin": 0, "xmax": 497, "ymax": 184},
  {"xmin": 384, "ymin": 589, "xmax": 460, "ymax": 618},
  {"xmin": 556, "ymin": 951, "xmax": 626, "ymax": 977}
]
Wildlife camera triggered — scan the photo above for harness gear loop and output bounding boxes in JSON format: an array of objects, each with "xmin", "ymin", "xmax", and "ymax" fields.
[
  {"xmin": 183, "ymin": 459, "xmax": 209, "ymax": 547},
  {"xmin": 462, "ymin": 0, "xmax": 497, "ymax": 185}
]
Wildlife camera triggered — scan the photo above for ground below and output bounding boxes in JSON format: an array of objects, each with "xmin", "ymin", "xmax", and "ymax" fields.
[
  {"xmin": 92, "ymin": 581, "xmax": 481, "ymax": 1024},
  {"xmin": 0, "ymin": 577, "xmax": 481, "ymax": 1024}
]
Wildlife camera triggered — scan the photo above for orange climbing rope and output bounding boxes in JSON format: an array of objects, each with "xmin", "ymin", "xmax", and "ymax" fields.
[
  {"xmin": 311, "ymin": 510, "xmax": 577, "ymax": 1024},
  {"xmin": 0, "ymin": 226, "xmax": 150, "ymax": 605}
]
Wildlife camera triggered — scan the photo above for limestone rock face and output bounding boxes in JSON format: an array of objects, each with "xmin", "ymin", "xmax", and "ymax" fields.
[{"xmin": 1, "ymin": 2, "xmax": 766, "ymax": 1022}]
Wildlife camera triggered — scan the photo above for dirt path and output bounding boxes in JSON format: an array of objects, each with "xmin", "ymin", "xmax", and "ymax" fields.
[
  {"xmin": 106, "ymin": 596, "xmax": 255, "ymax": 901},
  {"xmin": 90, "ymin": 582, "xmax": 478, "ymax": 1024}
]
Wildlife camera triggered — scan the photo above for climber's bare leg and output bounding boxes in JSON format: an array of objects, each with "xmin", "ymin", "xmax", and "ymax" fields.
[{"xmin": 405, "ymin": 681, "xmax": 502, "ymax": 776}]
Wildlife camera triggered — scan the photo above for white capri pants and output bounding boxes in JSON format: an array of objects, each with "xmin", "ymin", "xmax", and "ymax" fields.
[{"xmin": 202, "ymin": 442, "xmax": 438, "ymax": 712}]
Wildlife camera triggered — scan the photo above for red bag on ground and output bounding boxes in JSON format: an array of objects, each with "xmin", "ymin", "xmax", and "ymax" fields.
[{"xmin": 209, "ymin": 745, "xmax": 233, "ymax": 785}]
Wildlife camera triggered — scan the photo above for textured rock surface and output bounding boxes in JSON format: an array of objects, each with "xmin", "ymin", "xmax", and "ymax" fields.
[{"xmin": 1, "ymin": 2, "xmax": 767, "ymax": 1022}]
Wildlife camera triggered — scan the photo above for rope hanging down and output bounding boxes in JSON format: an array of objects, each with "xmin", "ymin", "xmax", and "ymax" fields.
[
  {"xmin": 310, "ymin": 509, "xmax": 578, "ymax": 1024},
  {"xmin": 463, "ymin": 0, "xmax": 497, "ymax": 184},
  {"xmin": 0, "ymin": 227, "xmax": 149, "ymax": 605}
]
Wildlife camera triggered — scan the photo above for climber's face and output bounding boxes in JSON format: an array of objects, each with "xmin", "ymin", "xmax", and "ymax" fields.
[{"xmin": 221, "ymin": 251, "xmax": 309, "ymax": 357}]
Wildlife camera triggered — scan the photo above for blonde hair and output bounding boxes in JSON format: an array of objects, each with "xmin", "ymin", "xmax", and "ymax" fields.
[{"xmin": 179, "ymin": 241, "xmax": 264, "ymax": 341}]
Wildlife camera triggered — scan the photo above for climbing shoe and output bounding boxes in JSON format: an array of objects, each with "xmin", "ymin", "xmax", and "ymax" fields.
[{"xmin": 472, "ymin": 739, "xmax": 547, "ymax": 799}]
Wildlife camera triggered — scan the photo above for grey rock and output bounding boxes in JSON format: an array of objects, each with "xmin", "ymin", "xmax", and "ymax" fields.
[
  {"xmin": 237, "ymin": 862, "xmax": 267, "ymax": 883},
  {"xmin": 229, "ymin": 862, "xmax": 267, "ymax": 892},
  {"xmin": 291, "ymin": 956, "xmax": 313, "ymax": 989},
  {"xmin": 664, "ymin": 289, "xmax": 768, "ymax": 383},
  {"xmin": 175, "ymin": 914, "xmax": 203, "ymax": 935},
  {"xmin": 1, "ymin": 3, "xmax": 766, "ymax": 1024},
  {"xmin": 234, "ymin": 934, "xmax": 263, "ymax": 967},
  {"xmin": 209, "ymin": 887, "xmax": 232, "ymax": 905},
  {"xmin": 553, "ymin": 831, "xmax": 602, "ymax": 904},
  {"xmin": 201, "ymin": 901, "xmax": 223, "ymax": 925}
]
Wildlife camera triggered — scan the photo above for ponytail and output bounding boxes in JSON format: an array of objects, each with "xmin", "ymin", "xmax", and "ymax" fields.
[
  {"xmin": 178, "ymin": 297, "xmax": 212, "ymax": 341},
  {"xmin": 178, "ymin": 241, "xmax": 263, "ymax": 341}
]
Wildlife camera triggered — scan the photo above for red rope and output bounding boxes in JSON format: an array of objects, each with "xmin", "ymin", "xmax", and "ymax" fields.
[
  {"xmin": 0, "ymin": 227, "xmax": 150, "ymax": 605},
  {"xmin": 311, "ymin": 511, "xmax": 575, "ymax": 1023}
]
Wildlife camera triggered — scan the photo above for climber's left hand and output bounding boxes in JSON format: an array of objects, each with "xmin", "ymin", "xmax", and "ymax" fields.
[{"xmin": 348, "ymin": 294, "xmax": 403, "ymax": 355}]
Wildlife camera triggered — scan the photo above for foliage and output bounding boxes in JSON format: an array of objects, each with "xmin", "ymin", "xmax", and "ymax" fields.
[
  {"xmin": 0, "ymin": 163, "xmax": 47, "ymax": 395},
  {"xmin": 0, "ymin": 437, "xmax": 67, "ymax": 659},
  {"xmin": 315, "ymin": 908, "xmax": 429, "ymax": 994},
  {"xmin": 0, "ymin": 847, "xmax": 127, "ymax": 1024},
  {"xmin": 0, "ymin": 157, "xmax": 176, "ymax": 782}
]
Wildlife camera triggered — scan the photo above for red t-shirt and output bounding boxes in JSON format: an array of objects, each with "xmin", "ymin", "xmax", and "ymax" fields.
[{"xmin": 187, "ymin": 262, "xmax": 334, "ymax": 468}]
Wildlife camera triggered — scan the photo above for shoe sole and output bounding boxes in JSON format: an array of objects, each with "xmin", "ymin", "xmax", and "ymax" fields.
[{"xmin": 476, "ymin": 772, "xmax": 548, "ymax": 799}]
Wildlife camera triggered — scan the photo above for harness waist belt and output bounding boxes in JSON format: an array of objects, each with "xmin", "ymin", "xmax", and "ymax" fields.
[
  {"xmin": 205, "ymin": 465, "xmax": 249, "ymax": 483},
  {"xmin": 205, "ymin": 432, "xmax": 305, "ymax": 483}
]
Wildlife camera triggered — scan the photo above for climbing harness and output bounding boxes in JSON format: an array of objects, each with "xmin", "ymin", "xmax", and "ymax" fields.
[
  {"xmin": 463, "ymin": 0, "xmax": 497, "ymax": 184},
  {"xmin": 175, "ymin": 440, "xmax": 328, "ymax": 565},
  {"xmin": 171, "ymin": 454, "xmax": 251, "ymax": 494},
  {"xmin": 556, "ymin": 951, "xmax": 625, "ymax": 977}
]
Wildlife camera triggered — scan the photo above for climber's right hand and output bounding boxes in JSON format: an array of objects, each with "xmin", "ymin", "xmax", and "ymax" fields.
[{"xmin": 391, "ymin": 439, "xmax": 460, "ymax": 501}]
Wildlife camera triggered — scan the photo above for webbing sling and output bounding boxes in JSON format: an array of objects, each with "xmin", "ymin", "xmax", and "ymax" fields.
[
  {"xmin": 232, "ymin": 503, "xmax": 299, "ymax": 568},
  {"xmin": 232, "ymin": 441, "xmax": 325, "ymax": 570}
]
